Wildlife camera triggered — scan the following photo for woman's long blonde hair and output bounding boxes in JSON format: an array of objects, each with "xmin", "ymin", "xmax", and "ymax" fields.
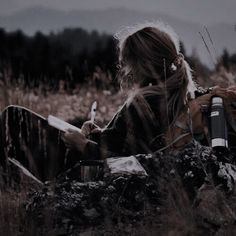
[{"xmin": 115, "ymin": 21, "xmax": 196, "ymax": 127}]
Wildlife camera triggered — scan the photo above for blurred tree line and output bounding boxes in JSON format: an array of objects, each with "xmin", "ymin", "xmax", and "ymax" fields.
[
  {"xmin": 0, "ymin": 27, "xmax": 235, "ymax": 90},
  {"xmin": 0, "ymin": 28, "xmax": 118, "ymax": 90},
  {"xmin": 220, "ymin": 49, "xmax": 236, "ymax": 71}
]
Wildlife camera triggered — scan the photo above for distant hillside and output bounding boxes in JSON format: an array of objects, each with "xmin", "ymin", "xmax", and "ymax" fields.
[{"xmin": 0, "ymin": 7, "xmax": 235, "ymax": 66}]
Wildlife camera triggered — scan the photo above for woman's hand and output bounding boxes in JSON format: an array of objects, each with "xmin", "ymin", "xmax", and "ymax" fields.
[
  {"xmin": 61, "ymin": 129, "xmax": 88, "ymax": 153},
  {"xmin": 81, "ymin": 121, "xmax": 101, "ymax": 137}
]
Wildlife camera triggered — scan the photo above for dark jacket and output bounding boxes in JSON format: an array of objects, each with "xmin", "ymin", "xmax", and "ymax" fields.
[
  {"xmin": 84, "ymin": 88, "xmax": 165, "ymax": 159},
  {"xmin": 84, "ymin": 85, "xmax": 236, "ymax": 159}
]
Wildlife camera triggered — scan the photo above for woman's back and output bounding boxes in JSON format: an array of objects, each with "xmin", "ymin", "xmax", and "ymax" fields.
[{"xmin": 88, "ymin": 86, "xmax": 172, "ymax": 158}]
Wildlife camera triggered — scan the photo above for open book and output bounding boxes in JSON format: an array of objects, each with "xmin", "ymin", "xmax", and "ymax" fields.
[
  {"xmin": 4, "ymin": 105, "xmax": 82, "ymax": 133},
  {"xmin": 48, "ymin": 115, "xmax": 81, "ymax": 133},
  {"xmin": 48, "ymin": 101, "xmax": 96, "ymax": 133}
]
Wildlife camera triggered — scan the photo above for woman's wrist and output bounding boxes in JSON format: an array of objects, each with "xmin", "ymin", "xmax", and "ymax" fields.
[
  {"xmin": 82, "ymin": 139, "xmax": 99, "ymax": 159},
  {"xmin": 76, "ymin": 137, "xmax": 89, "ymax": 153}
]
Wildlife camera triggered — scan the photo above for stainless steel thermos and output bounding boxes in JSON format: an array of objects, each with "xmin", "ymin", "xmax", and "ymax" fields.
[{"xmin": 210, "ymin": 96, "xmax": 228, "ymax": 151}]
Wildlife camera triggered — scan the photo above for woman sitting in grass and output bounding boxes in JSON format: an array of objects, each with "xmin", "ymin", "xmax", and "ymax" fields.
[
  {"xmin": 2, "ymin": 22, "xmax": 236, "ymax": 181},
  {"xmin": 62, "ymin": 22, "xmax": 198, "ymax": 160}
]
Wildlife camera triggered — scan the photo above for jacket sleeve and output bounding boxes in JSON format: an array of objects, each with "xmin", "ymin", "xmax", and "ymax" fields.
[
  {"xmin": 82, "ymin": 93, "xmax": 161, "ymax": 159},
  {"xmin": 82, "ymin": 105, "xmax": 128, "ymax": 160},
  {"xmin": 123, "ymin": 94, "xmax": 160, "ymax": 154}
]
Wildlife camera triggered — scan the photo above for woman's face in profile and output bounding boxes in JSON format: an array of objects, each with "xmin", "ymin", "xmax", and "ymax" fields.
[
  {"xmin": 117, "ymin": 59, "xmax": 138, "ymax": 90},
  {"xmin": 117, "ymin": 60, "xmax": 132, "ymax": 78}
]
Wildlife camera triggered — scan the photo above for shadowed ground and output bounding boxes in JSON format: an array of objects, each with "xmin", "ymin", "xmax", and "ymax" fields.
[{"xmin": 2, "ymin": 142, "xmax": 236, "ymax": 235}]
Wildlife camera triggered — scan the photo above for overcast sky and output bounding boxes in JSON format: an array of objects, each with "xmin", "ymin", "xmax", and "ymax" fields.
[{"xmin": 1, "ymin": 0, "xmax": 236, "ymax": 25}]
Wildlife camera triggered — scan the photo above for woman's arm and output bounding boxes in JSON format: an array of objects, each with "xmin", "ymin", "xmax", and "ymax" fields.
[
  {"xmin": 62, "ymin": 92, "xmax": 161, "ymax": 159},
  {"xmin": 62, "ymin": 128, "xmax": 124, "ymax": 160},
  {"xmin": 62, "ymin": 105, "xmax": 128, "ymax": 159}
]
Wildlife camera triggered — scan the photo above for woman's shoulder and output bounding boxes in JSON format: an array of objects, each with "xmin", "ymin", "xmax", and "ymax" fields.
[{"xmin": 126, "ymin": 86, "xmax": 162, "ymax": 109}]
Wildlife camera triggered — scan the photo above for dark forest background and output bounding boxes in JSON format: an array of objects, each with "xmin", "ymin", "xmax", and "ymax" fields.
[
  {"xmin": 0, "ymin": 27, "xmax": 236, "ymax": 90},
  {"xmin": 0, "ymin": 28, "xmax": 118, "ymax": 90}
]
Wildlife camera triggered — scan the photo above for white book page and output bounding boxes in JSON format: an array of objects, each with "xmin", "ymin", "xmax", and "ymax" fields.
[{"xmin": 48, "ymin": 115, "xmax": 81, "ymax": 133}]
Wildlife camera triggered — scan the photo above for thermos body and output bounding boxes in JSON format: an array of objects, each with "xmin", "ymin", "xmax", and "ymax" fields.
[{"xmin": 210, "ymin": 97, "xmax": 228, "ymax": 149}]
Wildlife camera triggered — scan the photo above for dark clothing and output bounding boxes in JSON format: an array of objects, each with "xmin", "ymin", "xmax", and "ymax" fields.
[
  {"xmin": 84, "ymin": 88, "xmax": 165, "ymax": 159},
  {"xmin": 84, "ymin": 85, "xmax": 236, "ymax": 159},
  {"xmin": 0, "ymin": 89, "xmax": 164, "ymax": 180},
  {"xmin": 2, "ymin": 86, "xmax": 236, "ymax": 181}
]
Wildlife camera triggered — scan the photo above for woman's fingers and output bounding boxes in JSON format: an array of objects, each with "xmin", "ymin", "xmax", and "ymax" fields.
[
  {"xmin": 61, "ymin": 131, "xmax": 75, "ymax": 148},
  {"xmin": 81, "ymin": 121, "xmax": 100, "ymax": 136},
  {"xmin": 66, "ymin": 128, "xmax": 79, "ymax": 133},
  {"xmin": 90, "ymin": 127, "xmax": 102, "ymax": 134},
  {"xmin": 61, "ymin": 129, "xmax": 88, "ymax": 153}
]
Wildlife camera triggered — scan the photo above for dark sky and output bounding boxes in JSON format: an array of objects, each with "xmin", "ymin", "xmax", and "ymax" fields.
[{"xmin": 1, "ymin": 0, "xmax": 236, "ymax": 25}]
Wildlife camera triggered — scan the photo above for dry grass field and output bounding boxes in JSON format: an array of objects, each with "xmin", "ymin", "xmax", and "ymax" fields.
[
  {"xmin": 0, "ymin": 80, "xmax": 126, "ymax": 126},
  {"xmin": 0, "ymin": 66, "xmax": 236, "ymax": 235}
]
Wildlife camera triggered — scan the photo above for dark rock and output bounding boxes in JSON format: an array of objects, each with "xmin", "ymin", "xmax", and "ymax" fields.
[
  {"xmin": 13, "ymin": 141, "xmax": 236, "ymax": 235},
  {"xmin": 194, "ymin": 184, "xmax": 236, "ymax": 231},
  {"xmin": 25, "ymin": 155, "xmax": 162, "ymax": 234},
  {"xmin": 218, "ymin": 162, "xmax": 236, "ymax": 191}
]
